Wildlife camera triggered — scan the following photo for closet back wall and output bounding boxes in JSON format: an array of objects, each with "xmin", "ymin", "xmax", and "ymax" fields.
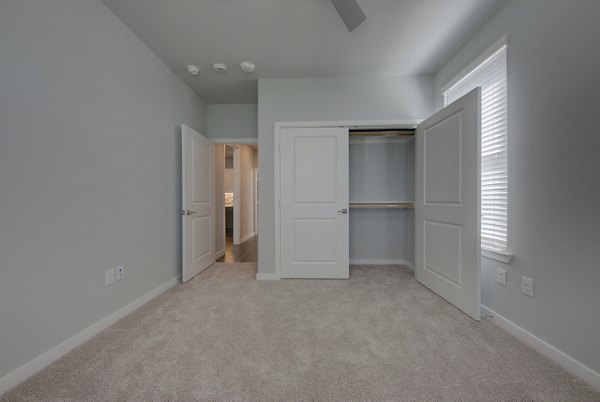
[{"xmin": 349, "ymin": 139, "xmax": 415, "ymax": 265}]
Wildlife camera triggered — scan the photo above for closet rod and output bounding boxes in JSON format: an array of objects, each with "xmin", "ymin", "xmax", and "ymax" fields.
[
  {"xmin": 349, "ymin": 129, "xmax": 415, "ymax": 137},
  {"xmin": 350, "ymin": 202, "xmax": 414, "ymax": 209}
]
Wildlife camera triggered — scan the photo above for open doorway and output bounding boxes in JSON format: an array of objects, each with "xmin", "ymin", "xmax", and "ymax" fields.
[{"xmin": 215, "ymin": 144, "xmax": 258, "ymax": 263}]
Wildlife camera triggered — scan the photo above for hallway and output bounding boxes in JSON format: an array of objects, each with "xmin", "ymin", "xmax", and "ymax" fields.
[{"xmin": 217, "ymin": 231, "xmax": 257, "ymax": 263}]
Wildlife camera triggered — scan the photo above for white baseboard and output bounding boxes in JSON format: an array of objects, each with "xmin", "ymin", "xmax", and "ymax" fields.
[
  {"xmin": 481, "ymin": 305, "xmax": 600, "ymax": 391},
  {"xmin": 215, "ymin": 249, "xmax": 225, "ymax": 259},
  {"xmin": 239, "ymin": 232, "xmax": 256, "ymax": 244},
  {"xmin": 350, "ymin": 259, "xmax": 411, "ymax": 267},
  {"xmin": 256, "ymin": 272, "xmax": 280, "ymax": 280},
  {"xmin": 0, "ymin": 276, "xmax": 180, "ymax": 396}
]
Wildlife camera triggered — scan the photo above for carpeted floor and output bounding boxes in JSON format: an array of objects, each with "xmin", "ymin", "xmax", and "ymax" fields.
[{"xmin": 3, "ymin": 263, "xmax": 599, "ymax": 401}]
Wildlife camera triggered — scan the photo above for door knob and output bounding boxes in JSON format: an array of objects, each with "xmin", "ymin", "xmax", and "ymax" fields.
[
  {"xmin": 337, "ymin": 208, "xmax": 348, "ymax": 214},
  {"xmin": 180, "ymin": 210, "xmax": 197, "ymax": 216}
]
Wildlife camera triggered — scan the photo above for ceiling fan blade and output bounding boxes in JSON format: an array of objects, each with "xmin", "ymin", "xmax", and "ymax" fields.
[{"xmin": 331, "ymin": 0, "xmax": 366, "ymax": 32}]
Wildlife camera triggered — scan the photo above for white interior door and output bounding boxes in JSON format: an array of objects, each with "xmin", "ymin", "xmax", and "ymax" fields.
[
  {"xmin": 280, "ymin": 127, "xmax": 349, "ymax": 279},
  {"xmin": 182, "ymin": 124, "xmax": 215, "ymax": 282},
  {"xmin": 415, "ymin": 88, "xmax": 481, "ymax": 320}
]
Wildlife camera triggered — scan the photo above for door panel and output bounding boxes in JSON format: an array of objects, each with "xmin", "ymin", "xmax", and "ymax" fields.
[
  {"xmin": 193, "ymin": 140, "xmax": 211, "ymax": 203},
  {"xmin": 424, "ymin": 112, "xmax": 462, "ymax": 204},
  {"xmin": 280, "ymin": 127, "xmax": 349, "ymax": 279},
  {"xmin": 416, "ymin": 88, "xmax": 481, "ymax": 320},
  {"xmin": 192, "ymin": 216, "xmax": 211, "ymax": 259},
  {"xmin": 294, "ymin": 218, "xmax": 338, "ymax": 262},
  {"xmin": 293, "ymin": 136, "xmax": 338, "ymax": 203},
  {"xmin": 424, "ymin": 220, "xmax": 462, "ymax": 286},
  {"xmin": 182, "ymin": 124, "xmax": 214, "ymax": 282}
]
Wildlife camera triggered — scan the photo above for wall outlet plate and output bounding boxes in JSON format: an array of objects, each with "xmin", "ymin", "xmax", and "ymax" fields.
[
  {"xmin": 115, "ymin": 265, "xmax": 124, "ymax": 280},
  {"xmin": 105, "ymin": 268, "xmax": 115, "ymax": 286},
  {"xmin": 521, "ymin": 276, "xmax": 533, "ymax": 296},
  {"xmin": 496, "ymin": 267, "xmax": 507, "ymax": 286}
]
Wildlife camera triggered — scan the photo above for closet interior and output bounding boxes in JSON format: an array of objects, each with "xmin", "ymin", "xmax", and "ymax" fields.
[{"xmin": 348, "ymin": 128, "xmax": 415, "ymax": 266}]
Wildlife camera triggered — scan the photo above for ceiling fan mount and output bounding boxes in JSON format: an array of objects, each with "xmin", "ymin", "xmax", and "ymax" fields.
[{"xmin": 331, "ymin": 0, "xmax": 366, "ymax": 32}]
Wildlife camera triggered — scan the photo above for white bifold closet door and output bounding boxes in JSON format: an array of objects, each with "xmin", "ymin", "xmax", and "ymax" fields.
[
  {"xmin": 181, "ymin": 124, "xmax": 215, "ymax": 282},
  {"xmin": 280, "ymin": 127, "xmax": 349, "ymax": 279},
  {"xmin": 415, "ymin": 88, "xmax": 482, "ymax": 320}
]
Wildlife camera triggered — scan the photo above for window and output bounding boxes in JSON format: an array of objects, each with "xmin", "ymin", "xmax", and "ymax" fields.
[{"xmin": 443, "ymin": 42, "xmax": 508, "ymax": 253}]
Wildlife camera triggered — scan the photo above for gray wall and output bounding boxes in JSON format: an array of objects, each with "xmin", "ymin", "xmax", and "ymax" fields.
[
  {"xmin": 435, "ymin": 0, "xmax": 600, "ymax": 373},
  {"xmin": 207, "ymin": 104, "xmax": 258, "ymax": 139},
  {"xmin": 258, "ymin": 76, "xmax": 433, "ymax": 275},
  {"xmin": 0, "ymin": 0, "xmax": 206, "ymax": 381}
]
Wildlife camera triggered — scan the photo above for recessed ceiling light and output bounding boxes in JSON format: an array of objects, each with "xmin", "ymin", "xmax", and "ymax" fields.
[
  {"xmin": 213, "ymin": 63, "xmax": 228, "ymax": 72},
  {"xmin": 186, "ymin": 65, "xmax": 199, "ymax": 76},
  {"xmin": 240, "ymin": 61, "xmax": 255, "ymax": 73}
]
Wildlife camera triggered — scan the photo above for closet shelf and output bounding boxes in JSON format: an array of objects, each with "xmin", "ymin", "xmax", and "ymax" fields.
[
  {"xmin": 349, "ymin": 202, "xmax": 414, "ymax": 209},
  {"xmin": 349, "ymin": 129, "xmax": 415, "ymax": 137}
]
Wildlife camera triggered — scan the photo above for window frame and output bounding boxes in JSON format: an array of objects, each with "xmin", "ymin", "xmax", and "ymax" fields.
[{"xmin": 442, "ymin": 35, "xmax": 512, "ymax": 263}]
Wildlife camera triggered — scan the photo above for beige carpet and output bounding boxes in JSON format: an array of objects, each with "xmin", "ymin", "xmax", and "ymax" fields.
[{"xmin": 3, "ymin": 263, "xmax": 599, "ymax": 401}]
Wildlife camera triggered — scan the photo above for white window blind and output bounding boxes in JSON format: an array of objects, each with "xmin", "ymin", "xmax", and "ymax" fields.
[{"xmin": 444, "ymin": 45, "xmax": 508, "ymax": 252}]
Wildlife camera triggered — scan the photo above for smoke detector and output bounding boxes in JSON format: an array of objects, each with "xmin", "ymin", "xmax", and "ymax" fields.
[
  {"xmin": 213, "ymin": 63, "xmax": 228, "ymax": 73},
  {"xmin": 240, "ymin": 61, "xmax": 255, "ymax": 73},
  {"xmin": 186, "ymin": 65, "xmax": 200, "ymax": 76}
]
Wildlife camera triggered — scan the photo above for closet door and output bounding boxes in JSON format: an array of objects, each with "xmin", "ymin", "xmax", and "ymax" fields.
[
  {"xmin": 280, "ymin": 127, "xmax": 349, "ymax": 278},
  {"xmin": 415, "ymin": 88, "xmax": 481, "ymax": 320}
]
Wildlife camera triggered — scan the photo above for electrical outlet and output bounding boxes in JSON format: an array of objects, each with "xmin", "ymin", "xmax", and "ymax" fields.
[
  {"xmin": 521, "ymin": 276, "xmax": 533, "ymax": 296},
  {"xmin": 105, "ymin": 268, "xmax": 115, "ymax": 286},
  {"xmin": 496, "ymin": 267, "xmax": 507, "ymax": 286},
  {"xmin": 115, "ymin": 265, "xmax": 124, "ymax": 280}
]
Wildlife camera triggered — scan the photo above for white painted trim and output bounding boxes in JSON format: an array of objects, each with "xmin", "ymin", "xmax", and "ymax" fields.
[
  {"xmin": 0, "ymin": 276, "xmax": 179, "ymax": 396},
  {"xmin": 481, "ymin": 305, "xmax": 600, "ymax": 391},
  {"xmin": 240, "ymin": 232, "xmax": 255, "ymax": 244},
  {"xmin": 256, "ymin": 272, "xmax": 280, "ymax": 280},
  {"xmin": 274, "ymin": 124, "xmax": 281, "ymax": 279},
  {"xmin": 441, "ymin": 34, "xmax": 509, "ymax": 94},
  {"xmin": 214, "ymin": 144, "xmax": 226, "ymax": 267},
  {"xmin": 350, "ymin": 259, "xmax": 411, "ymax": 266},
  {"xmin": 276, "ymin": 119, "xmax": 422, "ymax": 129},
  {"xmin": 482, "ymin": 247, "xmax": 513, "ymax": 264},
  {"xmin": 253, "ymin": 168, "xmax": 258, "ymax": 236},
  {"xmin": 273, "ymin": 119, "xmax": 424, "ymax": 278},
  {"xmin": 233, "ymin": 147, "xmax": 241, "ymax": 245},
  {"xmin": 210, "ymin": 138, "xmax": 258, "ymax": 144}
]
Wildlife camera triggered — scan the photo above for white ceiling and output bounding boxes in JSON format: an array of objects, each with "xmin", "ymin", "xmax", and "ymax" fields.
[{"xmin": 101, "ymin": 0, "xmax": 505, "ymax": 104}]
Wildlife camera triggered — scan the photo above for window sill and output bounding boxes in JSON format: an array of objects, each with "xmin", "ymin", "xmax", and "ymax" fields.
[{"xmin": 482, "ymin": 247, "xmax": 513, "ymax": 264}]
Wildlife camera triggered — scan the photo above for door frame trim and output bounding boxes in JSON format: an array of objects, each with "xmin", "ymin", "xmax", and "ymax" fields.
[
  {"xmin": 273, "ymin": 119, "xmax": 421, "ymax": 279},
  {"xmin": 211, "ymin": 138, "xmax": 258, "ymax": 145}
]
